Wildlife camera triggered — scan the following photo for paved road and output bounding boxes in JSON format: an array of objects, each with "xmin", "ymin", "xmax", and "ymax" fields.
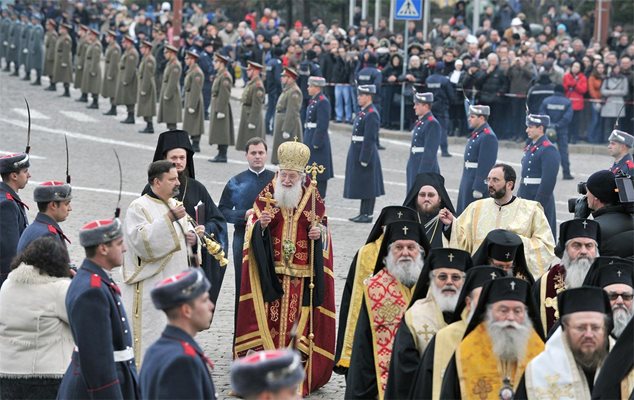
[{"xmin": 0, "ymin": 72, "xmax": 613, "ymax": 398}]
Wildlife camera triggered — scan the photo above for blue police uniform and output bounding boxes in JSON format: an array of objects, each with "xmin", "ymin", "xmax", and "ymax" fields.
[
  {"xmin": 199, "ymin": 49, "xmax": 214, "ymax": 119},
  {"xmin": 425, "ymin": 72, "xmax": 455, "ymax": 155},
  {"xmin": 406, "ymin": 112, "xmax": 441, "ymax": 192},
  {"xmin": 0, "ymin": 182, "xmax": 29, "ymax": 287},
  {"xmin": 57, "ymin": 259, "xmax": 139, "ymax": 399},
  {"xmin": 610, "ymin": 153, "xmax": 634, "ymax": 176},
  {"xmin": 540, "ymin": 93, "xmax": 573, "ymax": 178},
  {"xmin": 303, "ymin": 92, "xmax": 334, "ymax": 197},
  {"xmin": 298, "ymin": 60, "xmax": 322, "ymax": 123},
  {"xmin": 344, "ymin": 103, "xmax": 385, "ymax": 208},
  {"xmin": 140, "ymin": 325, "xmax": 217, "ymax": 399},
  {"xmin": 518, "ymin": 135, "xmax": 561, "ymax": 237},
  {"xmin": 265, "ymin": 56, "xmax": 282, "ymax": 134},
  {"xmin": 17, "ymin": 212, "xmax": 70, "ymax": 253},
  {"xmin": 456, "ymin": 123, "xmax": 498, "ymax": 214}
]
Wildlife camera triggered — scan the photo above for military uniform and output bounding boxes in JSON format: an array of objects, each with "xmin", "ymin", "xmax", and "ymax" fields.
[
  {"xmin": 608, "ymin": 130, "xmax": 634, "ymax": 176},
  {"xmin": 0, "ymin": 12, "xmax": 10, "ymax": 65},
  {"xmin": 183, "ymin": 59, "xmax": 205, "ymax": 138},
  {"xmin": 157, "ymin": 54, "xmax": 182, "ymax": 129},
  {"xmin": 136, "ymin": 42, "xmax": 156, "ymax": 134},
  {"xmin": 82, "ymin": 32, "xmax": 103, "ymax": 109},
  {"xmin": 456, "ymin": 106, "xmax": 498, "ymax": 214},
  {"xmin": 7, "ymin": 16, "xmax": 21, "ymax": 73},
  {"xmin": 17, "ymin": 18, "xmax": 31, "ymax": 76},
  {"xmin": 264, "ymin": 51, "xmax": 283, "ymax": 134},
  {"xmin": 73, "ymin": 28, "xmax": 88, "ymax": 94},
  {"xmin": 0, "ymin": 153, "xmax": 30, "ymax": 287},
  {"xmin": 540, "ymin": 91, "xmax": 573, "ymax": 179},
  {"xmin": 115, "ymin": 38, "xmax": 139, "ymax": 123},
  {"xmin": 208, "ymin": 57, "xmax": 234, "ymax": 159},
  {"xmin": 151, "ymin": 35, "xmax": 166, "ymax": 102},
  {"xmin": 42, "ymin": 21, "xmax": 58, "ymax": 87},
  {"xmin": 271, "ymin": 69, "xmax": 302, "ymax": 165},
  {"xmin": 344, "ymin": 86, "xmax": 385, "ymax": 221},
  {"xmin": 53, "ymin": 26, "xmax": 73, "ymax": 96},
  {"xmin": 26, "ymin": 15, "xmax": 44, "ymax": 84},
  {"xmin": 406, "ymin": 93, "xmax": 441, "ymax": 192},
  {"xmin": 297, "ymin": 57, "xmax": 322, "ymax": 123},
  {"xmin": 303, "ymin": 79, "xmax": 333, "ymax": 197},
  {"xmin": 16, "ymin": 212, "xmax": 70, "ymax": 253},
  {"xmin": 426, "ymin": 70, "xmax": 455, "ymax": 156},
  {"xmin": 101, "ymin": 33, "xmax": 121, "ymax": 115},
  {"xmin": 139, "ymin": 269, "xmax": 217, "ymax": 399},
  {"xmin": 199, "ymin": 45, "xmax": 214, "ymax": 120},
  {"xmin": 235, "ymin": 65, "xmax": 265, "ymax": 151},
  {"xmin": 518, "ymin": 115, "xmax": 561, "ymax": 238}
]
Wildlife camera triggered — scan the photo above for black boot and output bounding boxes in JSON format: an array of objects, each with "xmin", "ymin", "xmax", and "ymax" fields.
[
  {"xmin": 121, "ymin": 112, "xmax": 135, "ymax": 124},
  {"xmin": 61, "ymin": 85, "xmax": 70, "ymax": 97},
  {"xmin": 208, "ymin": 145, "xmax": 228, "ymax": 163},
  {"xmin": 138, "ymin": 121, "xmax": 154, "ymax": 134},
  {"xmin": 10, "ymin": 67, "xmax": 19, "ymax": 76},
  {"xmin": 44, "ymin": 82, "xmax": 56, "ymax": 91},
  {"xmin": 191, "ymin": 137, "xmax": 201, "ymax": 152},
  {"xmin": 87, "ymin": 96, "xmax": 98, "ymax": 109},
  {"xmin": 76, "ymin": 93, "xmax": 88, "ymax": 103},
  {"xmin": 31, "ymin": 75, "xmax": 41, "ymax": 86},
  {"xmin": 22, "ymin": 73, "xmax": 31, "ymax": 81},
  {"xmin": 103, "ymin": 104, "xmax": 117, "ymax": 116}
]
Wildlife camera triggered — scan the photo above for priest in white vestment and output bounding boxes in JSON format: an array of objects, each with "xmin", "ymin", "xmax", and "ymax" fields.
[
  {"xmin": 120, "ymin": 160, "xmax": 201, "ymax": 364},
  {"xmin": 440, "ymin": 163, "xmax": 555, "ymax": 278}
]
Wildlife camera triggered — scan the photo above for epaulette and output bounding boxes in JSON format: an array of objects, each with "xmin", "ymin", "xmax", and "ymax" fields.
[
  {"xmin": 90, "ymin": 274, "xmax": 101, "ymax": 288},
  {"xmin": 427, "ymin": 115, "xmax": 433, "ymax": 121},
  {"xmin": 319, "ymin": 94, "xmax": 325, "ymax": 101},
  {"xmin": 483, "ymin": 128, "xmax": 491, "ymax": 134},
  {"xmin": 5, "ymin": 192, "xmax": 13, "ymax": 201},
  {"xmin": 181, "ymin": 341, "xmax": 197, "ymax": 357},
  {"xmin": 47, "ymin": 225, "xmax": 57, "ymax": 234},
  {"xmin": 626, "ymin": 160, "xmax": 634, "ymax": 169},
  {"xmin": 543, "ymin": 141, "xmax": 552, "ymax": 147},
  {"xmin": 367, "ymin": 106, "xmax": 374, "ymax": 113}
]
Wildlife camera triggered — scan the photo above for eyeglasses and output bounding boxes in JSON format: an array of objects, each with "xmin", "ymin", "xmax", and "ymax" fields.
[
  {"xmin": 607, "ymin": 292, "xmax": 634, "ymax": 301},
  {"xmin": 566, "ymin": 323, "xmax": 605, "ymax": 335},
  {"xmin": 432, "ymin": 273, "xmax": 465, "ymax": 282},
  {"xmin": 484, "ymin": 177, "xmax": 505, "ymax": 184}
]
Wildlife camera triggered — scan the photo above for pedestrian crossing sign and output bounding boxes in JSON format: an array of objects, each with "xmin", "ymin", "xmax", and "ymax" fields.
[{"xmin": 395, "ymin": 0, "xmax": 423, "ymax": 20}]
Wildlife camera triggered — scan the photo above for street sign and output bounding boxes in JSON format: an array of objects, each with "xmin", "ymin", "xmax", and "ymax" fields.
[{"xmin": 395, "ymin": 0, "xmax": 423, "ymax": 20}]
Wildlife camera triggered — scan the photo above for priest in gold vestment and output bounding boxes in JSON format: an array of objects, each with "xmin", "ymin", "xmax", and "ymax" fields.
[
  {"xmin": 441, "ymin": 163, "xmax": 555, "ymax": 278},
  {"xmin": 233, "ymin": 141, "xmax": 335, "ymax": 396}
]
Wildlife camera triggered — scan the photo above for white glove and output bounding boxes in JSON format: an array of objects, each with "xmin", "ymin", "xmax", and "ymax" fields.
[
  {"xmin": 217, "ymin": 112, "xmax": 225, "ymax": 119},
  {"xmin": 282, "ymin": 132, "xmax": 290, "ymax": 139},
  {"xmin": 247, "ymin": 123, "xmax": 256, "ymax": 129},
  {"xmin": 472, "ymin": 190, "xmax": 483, "ymax": 199},
  {"xmin": 23, "ymin": 49, "xmax": 28, "ymax": 54},
  {"xmin": 140, "ymin": 91, "xmax": 146, "ymax": 96},
  {"xmin": 360, "ymin": 161, "xmax": 368, "ymax": 167},
  {"xmin": 188, "ymin": 108, "xmax": 195, "ymax": 114}
]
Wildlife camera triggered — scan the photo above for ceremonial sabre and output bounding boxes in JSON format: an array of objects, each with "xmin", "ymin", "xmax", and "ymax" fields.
[
  {"xmin": 24, "ymin": 98, "xmax": 31, "ymax": 154},
  {"xmin": 113, "ymin": 149, "xmax": 123, "ymax": 218},
  {"xmin": 304, "ymin": 161, "xmax": 325, "ymax": 395},
  {"xmin": 64, "ymin": 134, "xmax": 71, "ymax": 184}
]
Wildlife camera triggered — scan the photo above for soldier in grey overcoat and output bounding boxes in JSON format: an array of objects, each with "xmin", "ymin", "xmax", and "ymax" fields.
[
  {"xmin": 9, "ymin": 14, "xmax": 24, "ymax": 75},
  {"xmin": 157, "ymin": 44, "xmax": 182, "ymax": 130},
  {"xmin": 235, "ymin": 60, "xmax": 265, "ymax": 151},
  {"xmin": 17, "ymin": 13, "xmax": 30, "ymax": 78},
  {"xmin": 151, "ymin": 27, "xmax": 167, "ymax": 102},
  {"xmin": 183, "ymin": 49, "xmax": 204, "ymax": 151},
  {"xmin": 74, "ymin": 25, "xmax": 89, "ymax": 102},
  {"xmin": 82, "ymin": 29, "xmax": 102, "ymax": 109},
  {"xmin": 0, "ymin": 10, "xmax": 9, "ymax": 67},
  {"xmin": 26, "ymin": 13, "xmax": 43, "ymax": 84},
  {"xmin": 2, "ymin": 12, "xmax": 17, "ymax": 71},
  {"xmin": 271, "ymin": 67, "xmax": 303, "ymax": 165},
  {"xmin": 43, "ymin": 19, "xmax": 58, "ymax": 90},
  {"xmin": 115, "ymin": 35, "xmax": 139, "ymax": 124},
  {"xmin": 101, "ymin": 30, "xmax": 121, "ymax": 116},
  {"xmin": 52, "ymin": 23, "xmax": 73, "ymax": 97},
  {"xmin": 208, "ymin": 53, "xmax": 234, "ymax": 163},
  {"xmin": 137, "ymin": 40, "xmax": 157, "ymax": 134}
]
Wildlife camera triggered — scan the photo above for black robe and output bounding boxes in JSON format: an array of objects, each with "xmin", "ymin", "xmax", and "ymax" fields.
[
  {"xmin": 142, "ymin": 177, "xmax": 228, "ymax": 304},
  {"xmin": 345, "ymin": 300, "xmax": 379, "ymax": 399},
  {"xmin": 334, "ymin": 251, "xmax": 359, "ymax": 375},
  {"xmin": 438, "ymin": 355, "xmax": 462, "ymax": 399},
  {"xmin": 420, "ymin": 213, "xmax": 447, "ymax": 249},
  {"xmin": 408, "ymin": 335, "xmax": 438, "ymax": 400}
]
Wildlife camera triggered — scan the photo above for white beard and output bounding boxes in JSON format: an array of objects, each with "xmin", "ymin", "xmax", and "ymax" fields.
[
  {"xmin": 485, "ymin": 306, "xmax": 533, "ymax": 362},
  {"xmin": 385, "ymin": 251, "xmax": 424, "ymax": 288},
  {"xmin": 274, "ymin": 176, "xmax": 303, "ymax": 209},
  {"xmin": 430, "ymin": 281, "xmax": 460, "ymax": 312},
  {"xmin": 612, "ymin": 305, "xmax": 633, "ymax": 338},
  {"xmin": 561, "ymin": 252, "xmax": 594, "ymax": 288}
]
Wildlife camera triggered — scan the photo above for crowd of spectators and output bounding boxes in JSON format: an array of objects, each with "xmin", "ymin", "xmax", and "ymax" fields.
[{"xmin": 26, "ymin": 0, "xmax": 634, "ymax": 141}]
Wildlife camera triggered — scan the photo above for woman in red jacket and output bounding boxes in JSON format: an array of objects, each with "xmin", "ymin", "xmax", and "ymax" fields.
[{"xmin": 563, "ymin": 61, "xmax": 588, "ymax": 143}]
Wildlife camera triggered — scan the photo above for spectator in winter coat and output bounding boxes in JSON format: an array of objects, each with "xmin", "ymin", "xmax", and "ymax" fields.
[
  {"xmin": 477, "ymin": 53, "xmax": 509, "ymax": 138},
  {"xmin": 381, "ymin": 53, "xmax": 403, "ymax": 129},
  {"xmin": 601, "ymin": 65, "xmax": 629, "ymax": 142},
  {"xmin": 507, "ymin": 53, "xmax": 536, "ymax": 140},
  {"xmin": 587, "ymin": 63, "xmax": 605, "ymax": 143},
  {"xmin": 562, "ymin": 61, "xmax": 588, "ymax": 143}
]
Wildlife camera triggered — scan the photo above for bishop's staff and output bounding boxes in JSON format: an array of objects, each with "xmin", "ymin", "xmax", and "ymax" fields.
[{"xmin": 304, "ymin": 161, "xmax": 324, "ymax": 395}]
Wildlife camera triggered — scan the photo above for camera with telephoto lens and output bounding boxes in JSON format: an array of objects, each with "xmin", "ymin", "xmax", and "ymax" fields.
[
  {"xmin": 615, "ymin": 171, "xmax": 634, "ymax": 214},
  {"xmin": 567, "ymin": 181, "xmax": 590, "ymax": 219}
]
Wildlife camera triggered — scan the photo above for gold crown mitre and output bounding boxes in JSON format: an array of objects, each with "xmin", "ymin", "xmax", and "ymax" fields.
[{"xmin": 278, "ymin": 140, "xmax": 310, "ymax": 172}]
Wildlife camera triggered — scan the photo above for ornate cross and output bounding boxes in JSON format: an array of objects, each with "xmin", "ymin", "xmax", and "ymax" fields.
[
  {"xmin": 417, "ymin": 324, "xmax": 435, "ymax": 342},
  {"xmin": 259, "ymin": 192, "xmax": 277, "ymax": 213},
  {"xmin": 582, "ymin": 220, "xmax": 588, "ymax": 229},
  {"xmin": 617, "ymin": 270, "xmax": 622, "ymax": 277},
  {"xmin": 448, "ymin": 253, "xmax": 454, "ymax": 262},
  {"xmin": 510, "ymin": 281, "xmax": 516, "ymax": 291},
  {"xmin": 491, "ymin": 272, "xmax": 497, "ymax": 279},
  {"xmin": 402, "ymin": 225, "xmax": 409, "ymax": 235},
  {"xmin": 472, "ymin": 378, "xmax": 493, "ymax": 400},
  {"xmin": 397, "ymin": 211, "xmax": 403, "ymax": 218},
  {"xmin": 505, "ymin": 252, "xmax": 511, "ymax": 259}
]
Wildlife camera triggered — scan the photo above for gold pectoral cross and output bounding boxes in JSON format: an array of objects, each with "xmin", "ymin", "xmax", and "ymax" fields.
[
  {"xmin": 417, "ymin": 324, "xmax": 435, "ymax": 343},
  {"xmin": 259, "ymin": 191, "xmax": 277, "ymax": 213}
]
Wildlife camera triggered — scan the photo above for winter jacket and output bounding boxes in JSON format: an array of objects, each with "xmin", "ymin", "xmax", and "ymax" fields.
[
  {"xmin": 601, "ymin": 75, "xmax": 629, "ymax": 118},
  {"xmin": 562, "ymin": 72, "xmax": 588, "ymax": 111}
]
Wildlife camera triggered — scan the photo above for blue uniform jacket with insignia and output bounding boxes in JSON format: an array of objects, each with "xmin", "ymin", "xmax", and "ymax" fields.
[
  {"xmin": 518, "ymin": 135, "xmax": 561, "ymax": 237},
  {"xmin": 425, "ymin": 73, "xmax": 455, "ymax": 117},
  {"xmin": 265, "ymin": 58, "xmax": 282, "ymax": 95},
  {"xmin": 456, "ymin": 123, "xmax": 498, "ymax": 214},
  {"xmin": 303, "ymin": 93, "xmax": 334, "ymax": 182},
  {"xmin": 140, "ymin": 325, "xmax": 217, "ymax": 400},
  {"xmin": 540, "ymin": 93, "xmax": 573, "ymax": 135},
  {"xmin": 610, "ymin": 153, "xmax": 634, "ymax": 176},
  {"xmin": 344, "ymin": 103, "xmax": 385, "ymax": 199},
  {"xmin": 356, "ymin": 66, "xmax": 382, "ymax": 101},
  {"xmin": 0, "ymin": 182, "xmax": 29, "ymax": 287},
  {"xmin": 17, "ymin": 212, "xmax": 69, "ymax": 253},
  {"xmin": 406, "ymin": 111, "xmax": 441, "ymax": 192},
  {"xmin": 58, "ymin": 259, "xmax": 139, "ymax": 400}
]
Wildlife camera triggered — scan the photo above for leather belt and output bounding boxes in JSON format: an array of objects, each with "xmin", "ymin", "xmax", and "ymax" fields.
[
  {"xmin": 75, "ymin": 346, "xmax": 134, "ymax": 362},
  {"xmin": 523, "ymin": 177, "xmax": 542, "ymax": 185},
  {"xmin": 464, "ymin": 161, "xmax": 478, "ymax": 169},
  {"xmin": 411, "ymin": 147, "xmax": 425, "ymax": 154},
  {"xmin": 304, "ymin": 122, "xmax": 317, "ymax": 129},
  {"xmin": 351, "ymin": 136, "xmax": 364, "ymax": 142}
]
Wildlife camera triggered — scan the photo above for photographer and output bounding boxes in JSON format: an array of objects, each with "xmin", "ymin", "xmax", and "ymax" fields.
[{"xmin": 585, "ymin": 170, "xmax": 634, "ymax": 258}]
